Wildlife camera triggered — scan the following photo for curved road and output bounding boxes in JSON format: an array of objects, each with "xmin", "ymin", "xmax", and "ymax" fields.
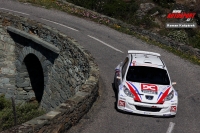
[{"xmin": 1, "ymin": 1, "xmax": 200, "ymax": 133}]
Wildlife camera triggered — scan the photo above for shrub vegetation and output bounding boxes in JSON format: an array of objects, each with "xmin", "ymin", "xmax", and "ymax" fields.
[
  {"xmin": 0, "ymin": 95, "xmax": 45, "ymax": 131},
  {"xmin": 153, "ymin": 0, "xmax": 175, "ymax": 8},
  {"xmin": 167, "ymin": 30, "xmax": 189, "ymax": 44}
]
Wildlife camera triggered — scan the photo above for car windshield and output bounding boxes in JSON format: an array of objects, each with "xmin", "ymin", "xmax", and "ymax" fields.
[{"xmin": 126, "ymin": 66, "xmax": 170, "ymax": 85}]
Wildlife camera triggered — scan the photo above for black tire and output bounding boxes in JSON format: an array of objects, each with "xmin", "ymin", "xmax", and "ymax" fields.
[{"xmin": 113, "ymin": 73, "xmax": 117, "ymax": 89}]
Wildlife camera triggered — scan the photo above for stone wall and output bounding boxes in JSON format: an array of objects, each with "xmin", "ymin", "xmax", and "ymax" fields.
[
  {"xmin": 2, "ymin": 45, "xmax": 99, "ymax": 133},
  {"xmin": 0, "ymin": 11, "xmax": 99, "ymax": 133},
  {"xmin": 0, "ymin": 12, "xmax": 96, "ymax": 112}
]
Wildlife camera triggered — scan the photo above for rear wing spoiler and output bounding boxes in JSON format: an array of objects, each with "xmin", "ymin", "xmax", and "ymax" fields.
[{"xmin": 128, "ymin": 50, "xmax": 160, "ymax": 56}]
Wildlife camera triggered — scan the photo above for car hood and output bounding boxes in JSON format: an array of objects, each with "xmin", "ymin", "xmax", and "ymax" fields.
[{"xmin": 126, "ymin": 81, "xmax": 172, "ymax": 104}]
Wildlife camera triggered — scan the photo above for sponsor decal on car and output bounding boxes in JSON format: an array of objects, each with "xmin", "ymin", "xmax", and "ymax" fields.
[
  {"xmin": 141, "ymin": 84, "xmax": 158, "ymax": 94},
  {"xmin": 170, "ymin": 106, "xmax": 177, "ymax": 112},
  {"xmin": 143, "ymin": 112, "xmax": 151, "ymax": 115},
  {"xmin": 118, "ymin": 100, "xmax": 125, "ymax": 107}
]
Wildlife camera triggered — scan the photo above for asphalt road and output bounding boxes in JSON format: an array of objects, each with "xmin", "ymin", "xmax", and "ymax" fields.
[{"xmin": 1, "ymin": 0, "xmax": 200, "ymax": 133}]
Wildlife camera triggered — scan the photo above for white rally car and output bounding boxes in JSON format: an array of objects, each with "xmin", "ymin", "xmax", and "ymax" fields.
[{"xmin": 114, "ymin": 50, "xmax": 178, "ymax": 117}]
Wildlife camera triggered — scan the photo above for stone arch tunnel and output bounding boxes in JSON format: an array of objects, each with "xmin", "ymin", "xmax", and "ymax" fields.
[
  {"xmin": 13, "ymin": 36, "xmax": 58, "ymax": 108},
  {"xmin": 0, "ymin": 13, "xmax": 91, "ymax": 111},
  {"xmin": 21, "ymin": 53, "xmax": 44, "ymax": 103}
]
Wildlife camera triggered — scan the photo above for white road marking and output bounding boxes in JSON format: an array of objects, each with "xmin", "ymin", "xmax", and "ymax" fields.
[
  {"xmin": 166, "ymin": 122, "xmax": 175, "ymax": 133},
  {"xmin": 0, "ymin": 8, "xmax": 30, "ymax": 16},
  {"xmin": 87, "ymin": 35, "xmax": 124, "ymax": 53},
  {"xmin": 41, "ymin": 18, "xmax": 79, "ymax": 32}
]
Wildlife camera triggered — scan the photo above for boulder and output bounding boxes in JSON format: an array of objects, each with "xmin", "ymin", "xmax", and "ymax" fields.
[
  {"xmin": 140, "ymin": 3, "xmax": 155, "ymax": 13},
  {"xmin": 136, "ymin": 3, "xmax": 155, "ymax": 19}
]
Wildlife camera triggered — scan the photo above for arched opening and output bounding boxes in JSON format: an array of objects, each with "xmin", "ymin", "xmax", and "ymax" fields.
[{"xmin": 23, "ymin": 54, "xmax": 44, "ymax": 103}]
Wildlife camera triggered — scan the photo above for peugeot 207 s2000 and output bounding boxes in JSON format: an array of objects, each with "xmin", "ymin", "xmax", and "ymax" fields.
[{"xmin": 114, "ymin": 50, "xmax": 178, "ymax": 117}]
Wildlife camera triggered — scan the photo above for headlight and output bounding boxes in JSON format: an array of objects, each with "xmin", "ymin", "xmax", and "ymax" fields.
[
  {"xmin": 123, "ymin": 86, "xmax": 134, "ymax": 98},
  {"xmin": 165, "ymin": 90, "xmax": 174, "ymax": 101}
]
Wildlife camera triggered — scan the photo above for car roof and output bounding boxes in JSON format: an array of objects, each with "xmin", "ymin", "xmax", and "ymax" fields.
[{"xmin": 128, "ymin": 50, "xmax": 165, "ymax": 69}]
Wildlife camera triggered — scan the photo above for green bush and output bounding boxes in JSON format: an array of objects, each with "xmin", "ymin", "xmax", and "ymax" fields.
[
  {"xmin": 194, "ymin": 14, "xmax": 200, "ymax": 26},
  {"xmin": 0, "ymin": 95, "xmax": 45, "ymax": 131},
  {"xmin": 67, "ymin": 0, "xmax": 98, "ymax": 10},
  {"xmin": 153, "ymin": 0, "xmax": 175, "ymax": 8},
  {"xmin": 103, "ymin": 0, "xmax": 128, "ymax": 18},
  {"xmin": 0, "ymin": 108, "xmax": 14, "ymax": 130},
  {"xmin": 189, "ymin": 31, "xmax": 200, "ymax": 49},
  {"xmin": 167, "ymin": 30, "xmax": 189, "ymax": 44},
  {"xmin": 66, "ymin": 0, "xmax": 139, "ymax": 23},
  {"xmin": 148, "ymin": 6, "xmax": 165, "ymax": 15},
  {"xmin": 185, "ymin": 29, "xmax": 197, "ymax": 37},
  {"xmin": 0, "ymin": 95, "xmax": 11, "ymax": 110},
  {"xmin": 134, "ymin": 15, "xmax": 158, "ymax": 29},
  {"xmin": 107, "ymin": 1, "xmax": 139, "ymax": 23},
  {"xmin": 158, "ymin": 29, "xmax": 170, "ymax": 36}
]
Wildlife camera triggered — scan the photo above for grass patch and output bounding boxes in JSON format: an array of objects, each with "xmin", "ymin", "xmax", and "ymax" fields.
[{"xmin": 0, "ymin": 95, "xmax": 45, "ymax": 131}]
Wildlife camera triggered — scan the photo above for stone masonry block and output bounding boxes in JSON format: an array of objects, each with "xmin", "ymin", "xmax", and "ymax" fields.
[
  {"xmin": 16, "ymin": 80, "xmax": 30, "ymax": 88},
  {"xmin": 0, "ymin": 87, "xmax": 7, "ymax": 93}
]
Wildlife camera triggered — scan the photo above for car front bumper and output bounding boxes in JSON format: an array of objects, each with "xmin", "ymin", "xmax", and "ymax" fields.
[{"xmin": 117, "ymin": 97, "xmax": 178, "ymax": 117}]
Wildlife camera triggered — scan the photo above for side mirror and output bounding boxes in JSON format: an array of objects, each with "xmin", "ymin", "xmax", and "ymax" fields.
[
  {"xmin": 116, "ymin": 76, "xmax": 121, "ymax": 80},
  {"xmin": 172, "ymin": 82, "xmax": 176, "ymax": 85}
]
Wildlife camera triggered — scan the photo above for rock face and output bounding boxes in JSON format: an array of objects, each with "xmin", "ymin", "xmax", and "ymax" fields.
[
  {"xmin": 175, "ymin": 0, "xmax": 197, "ymax": 10},
  {"xmin": 0, "ymin": 12, "xmax": 92, "ymax": 111},
  {"xmin": 136, "ymin": 3, "xmax": 155, "ymax": 19},
  {"xmin": 140, "ymin": 3, "xmax": 155, "ymax": 13},
  {"xmin": 176, "ymin": 0, "xmax": 196, "ymax": 4}
]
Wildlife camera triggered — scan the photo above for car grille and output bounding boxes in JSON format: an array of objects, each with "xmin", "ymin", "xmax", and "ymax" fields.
[{"xmin": 135, "ymin": 105, "xmax": 161, "ymax": 112}]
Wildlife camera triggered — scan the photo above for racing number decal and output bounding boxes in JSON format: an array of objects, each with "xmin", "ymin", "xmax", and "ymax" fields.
[{"xmin": 141, "ymin": 84, "xmax": 158, "ymax": 93}]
